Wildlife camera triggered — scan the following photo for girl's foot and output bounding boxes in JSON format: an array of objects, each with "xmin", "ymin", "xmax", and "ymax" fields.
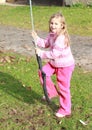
[
  {"xmin": 42, "ymin": 95, "xmax": 57, "ymax": 101},
  {"xmin": 55, "ymin": 112, "xmax": 65, "ymax": 118},
  {"xmin": 42, "ymin": 95, "xmax": 51, "ymax": 101},
  {"xmin": 55, "ymin": 112, "xmax": 71, "ymax": 118},
  {"xmin": 42, "ymin": 96, "xmax": 46, "ymax": 101}
]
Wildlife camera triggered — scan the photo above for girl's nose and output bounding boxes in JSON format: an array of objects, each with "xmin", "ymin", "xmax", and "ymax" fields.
[{"xmin": 52, "ymin": 24, "xmax": 55, "ymax": 28}]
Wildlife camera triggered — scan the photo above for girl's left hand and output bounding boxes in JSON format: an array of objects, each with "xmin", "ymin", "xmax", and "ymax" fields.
[
  {"xmin": 31, "ymin": 31, "xmax": 38, "ymax": 41},
  {"xmin": 35, "ymin": 47, "xmax": 41, "ymax": 56}
]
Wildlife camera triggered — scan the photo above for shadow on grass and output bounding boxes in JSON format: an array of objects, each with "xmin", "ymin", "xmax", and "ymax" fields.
[
  {"xmin": 0, "ymin": 71, "xmax": 41, "ymax": 104},
  {"xmin": 0, "ymin": 71, "xmax": 58, "ymax": 113}
]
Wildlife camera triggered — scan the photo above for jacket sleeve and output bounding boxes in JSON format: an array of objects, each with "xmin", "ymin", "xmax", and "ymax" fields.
[
  {"xmin": 36, "ymin": 35, "xmax": 50, "ymax": 48},
  {"xmin": 39, "ymin": 35, "xmax": 66, "ymax": 59}
]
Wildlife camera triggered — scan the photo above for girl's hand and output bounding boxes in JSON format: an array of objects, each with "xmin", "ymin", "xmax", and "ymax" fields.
[
  {"xmin": 35, "ymin": 47, "xmax": 41, "ymax": 56},
  {"xmin": 31, "ymin": 31, "xmax": 38, "ymax": 41}
]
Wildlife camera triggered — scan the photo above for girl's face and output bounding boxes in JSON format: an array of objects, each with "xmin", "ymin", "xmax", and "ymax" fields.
[{"xmin": 49, "ymin": 17, "xmax": 62, "ymax": 35}]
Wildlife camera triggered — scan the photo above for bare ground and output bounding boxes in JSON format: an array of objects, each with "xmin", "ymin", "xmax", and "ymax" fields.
[{"xmin": 0, "ymin": 25, "xmax": 92, "ymax": 71}]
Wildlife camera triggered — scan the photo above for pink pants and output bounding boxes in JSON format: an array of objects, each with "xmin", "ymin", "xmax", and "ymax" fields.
[{"xmin": 38, "ymin": 62, "xmax": 75, "ymax": 115}]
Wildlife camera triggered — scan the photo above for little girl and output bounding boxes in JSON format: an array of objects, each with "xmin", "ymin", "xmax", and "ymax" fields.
[{"xmin": 31, "ymin": 12, "xmax": 75, "ymax": 118}]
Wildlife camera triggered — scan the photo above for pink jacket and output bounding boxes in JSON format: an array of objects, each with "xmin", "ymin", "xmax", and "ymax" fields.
[{"xmin": 36, "ymin": 33, "xmax": 75, "ymax": 67}]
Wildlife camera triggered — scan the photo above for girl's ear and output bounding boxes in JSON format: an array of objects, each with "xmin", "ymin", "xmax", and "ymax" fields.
[
  {"xmin": 61, "ymin": 23, "xmax": 65, "ymax": 29},
  {"xmin": 61, "ymin": 24, "xmax": 63, "ymax": 29}
]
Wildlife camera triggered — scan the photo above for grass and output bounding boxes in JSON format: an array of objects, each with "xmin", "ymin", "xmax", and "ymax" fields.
[
  {"xmin": 0, "ymin": 5, "xmax": 92, "ymax": 35},
  {"xmin": 0, "ymin": 4, "xmax": 92, "ymax": 130},
  {"xmin": 0, "ymin": 52, "xmax": 92, "ymax": 130}
]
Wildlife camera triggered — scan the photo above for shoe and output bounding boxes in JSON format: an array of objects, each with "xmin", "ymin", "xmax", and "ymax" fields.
[
  {"xmin": 55, "ymin": 112, "xmax": 65, "ymax": 118},
  {"xmin": 42, "ymin": 96, "xmax": 46, "ymax": 101},
  {"xmin": 42, "ymin": 95, "xmax": 51, "ymax": 101},
  {"xmin": 55, "ymin": 112, "xmax": 71, "ymax": 118}
]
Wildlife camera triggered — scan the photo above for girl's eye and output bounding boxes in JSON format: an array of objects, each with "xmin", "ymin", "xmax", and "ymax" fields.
[
  {"xmin": 50, "ymin": 22, "xmax": 53, "ymax": 25},
  {"xmin": 55, "ymin": 23, "xmax": 58, "ymax": 25}
]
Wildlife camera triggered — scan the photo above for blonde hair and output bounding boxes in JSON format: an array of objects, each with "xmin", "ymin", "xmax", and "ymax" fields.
[{"xmin": 49, "ymin": 12, "xmax": 70, "ymax": 46}]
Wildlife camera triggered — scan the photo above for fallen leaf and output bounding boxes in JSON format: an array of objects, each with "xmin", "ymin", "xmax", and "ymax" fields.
[
  {"xmin": 79, "ymin": 119, "xmax": 87, "ymax": 126},
  {"xmin": 22, "ymin": 44, "xmax": 32, "ymax": 51}
]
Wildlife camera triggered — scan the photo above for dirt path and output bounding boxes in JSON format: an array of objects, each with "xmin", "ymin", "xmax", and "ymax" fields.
[{"xmin": 0, "ymin": 25, "xmax": 92, "ymax": 71}]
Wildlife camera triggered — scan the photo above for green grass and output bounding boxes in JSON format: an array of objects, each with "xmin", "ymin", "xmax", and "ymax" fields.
[
  {"xmin": 0, "ymin": 4, "xmax": 92, "ymax": 130},
  {"xmin": 0, "ymin": 5, "xmax": 92, "ymax": 35},
  {"xmin": 0, "ymin": 52, "xmax": 92, "ymax": 130}
]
